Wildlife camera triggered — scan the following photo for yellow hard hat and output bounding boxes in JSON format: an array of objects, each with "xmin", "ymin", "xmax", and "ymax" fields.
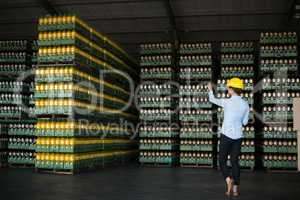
[{"xmin": 227, "ymin": 77, "xmax": 244, "ymax": 89}]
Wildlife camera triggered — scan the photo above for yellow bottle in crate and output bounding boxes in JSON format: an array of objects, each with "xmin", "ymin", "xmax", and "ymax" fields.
[
  {"xmin": 39, "ymin": 138, "xmax": 45, "ymax": 150},
  {"xmin": 71, "ymin": 31, "xmax": 75, "ymax": 39},
  {"xmin": 52, "ymin": 31, "xmax": 57, "ymax": 40},
  {"xmin": 70, "ymin": 46, "xmax": 75, "ymax": 54},
  {"xmin": 57, "ymin": 16, "xmax": 62, "ymax": 24},
  {"xmin": 52, "ymin": 16, "xmax": 57, "ymax": 25},
  {"xmin": 60, "ymin": 137, "xmax": 65, "ymax": 149},
  {"xmin": 38, "ymin": 33, "xmax": 43, "ymax": 41},
  {"xmin": 66, "ymin": 31, "xmax": 71, "ymax": 39},
  {"xmin": 50, "ymin": 138, "xmax": 56, "ymax": 151},
  {"xmin": 65, "ymin": 16, "xmax": 71, "ymax": 24},
  {"xmin": 44, "ymin": 153, "xmax": 49, "ymax": 168},
  {"xmin": 56, "ymin": 138, "xmax": 61, "ymax": 151},
  {"xmin": 36, "ymin": 138, "xmax": 41, "ymax": 151},
  {"xmin": 56, "ymin": 46, "xmax": 62, "ymax": 56},
  {"xmin": 39, "ymin": 84, "xmax": 45, "ymax": 93},
  {"xmin": 35, "ymin": 68, "xmax": 41, "ymax": 77},
  {"xmin": 52, "ymin": 67, "xmax": 59, "ymax": 76},
  {"xmin": 38, "ymin": 99, "xmax": 43, "ymax": 108},
  {"xmin": 61, "ymin": 46, "xmax": 66, "ymax": 55},
  {"xmin": 49, "ymin": 154, "xmax": 54, "ymax": 169},
  {"xmin": 54, "ymin": 153, "xmax": 59, "ymax": 167},
  {"xmin": 41, "ymin": 121, "xmax": 46, "ymax": 131},
  {"xmin": 48, "ymin": 17, "xmax": 53, "ymax": 25},
  {"xmin": 56, "ymin": 46, "xmax": 61, "ymax": 55},
  {"xmin": 69, "ymin": 154, "xmax": 75, "ymax": 169},
  {"xmin": 61, "ymin": 30, "xmax": 66, "ymax": 39},
  {"xmin": 36, "ymin": 153, "xmax": 41, "ymax": 164},
  {"xmin": 70, "ymin": 16, "xmax": 76, "ymax": 23},
  {"xmin": 45, "ymin": 121, "xmax": 50, "ymax": 133},
  {"xmin": 42, "ymin": 47, "xmax": 47, "ymax": 55},
  {"xmin": 72, "ymin": 121, "xmax": 77, "ymax": 129},
  {"xmin": 38, "ymin": 67, "xmax": 44, "ymax": 77},
  {"xmin": 62, "ymin": 67, "xmax": 68, "ymax": 76},
  {"xmin": 49, "ymin": 67, "xmax": 55, "ymax": 76},
  {"xmin": 69, "ymin": 67, "xmax": 74, "ymax": 75},
  {"xmin": 64, "ymin": 122, "xmax": 70, "ymax": 131},
  {"xmin": 36, "ymin": 122, "xmax": 41, "ymax": 133},
  {"xmin": 64, "ymin": 138, "xmax": 69, "ymax": 152},
  {"xmin": 62, "ymin": 15, "xmax": 67, "ymax": 24},
  {"xmin": 56, "ymin": 31, "xmax": 61, "ymax": 40},
  {"xmin": 39, "ymin": 18, "xmax": 44, "ymax": 26},
  {"xmin": 47, "ymin": 32, "xmax": 52, "ymax": 41},
  {"xmin": 55, "ymin": 122, "xmax": 60, "ymax": 133},
  {"xmin": 43, "ymin": 17, "xmax": 48, "ymax": 25},
  {"xmin": 44, "ymin": 83, "xmax": 49, "ymax": 92},
  {"xmin": 53, "ymin": 46, "xmax": 57, "ymax": 55},
  {"xmin": 56, "ymin": 82, "xmax": 61, "ymax": 91},
  {"xmin": 46, "ymin": 32, "xmax": 51, "ymax": 41},
  {"xmin": 60, "ymin": 122, "xmax": 66, "ymax": 136},
  {"xmin": 65, "ymin": 46, "xmax": 70, "ymax": 54},
  {"xmin": 43, "ymin": 47, "xmax": 48, "ymax": 55},
  {"xmin": 69, "ymin": 138, "xmax": 75, "ymax": 149},
  {"xmin": 36, "ymin": 84, "xmax": 41, "ymax": 92},
  {"xmin": 38, "ymin": 48, "xmax": 43, "ymax": 56},
  {"xmin": 58, "ymin": 154, "xmax": 64, "ymax": 169},
  {"xmin": 63, "ymin": 154, "xmax": 68, "ymax": 168},
  {"xmin": 36, "ymin": 153, "xmax": 41, "ymax": 167}
]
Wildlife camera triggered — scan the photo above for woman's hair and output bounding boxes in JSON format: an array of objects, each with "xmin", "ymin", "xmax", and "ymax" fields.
[{"xmin": 229, "ymin": 87, "xmax": 242, "ymax": 95}]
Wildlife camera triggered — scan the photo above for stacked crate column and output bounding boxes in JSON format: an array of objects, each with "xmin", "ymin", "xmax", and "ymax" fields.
[
  {"xmin": 139, "ymin": 43, "xmax": 179, "ymax": 165},
  {"xmin": 217, "ymin": 41, "xmax": 256, "ymax": 169},
  {"xmin": 259, "ymin": 32, "xmax": 298, "ymax": 170},
  {"xmin": 0, "ymin": 40, "xmax": 36, "ymax": 167},
  {"xmin": 35, "ymin": 15, "xmax": 139, "ymax": 173},
  {"xmin": 178, "ymin": 42, "xmax": 215, "ymax": 167}
]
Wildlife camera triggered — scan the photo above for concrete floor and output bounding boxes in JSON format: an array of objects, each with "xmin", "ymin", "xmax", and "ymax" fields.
[{"xmin": 0, "ymin": 166, "xmax": 300, "ymax": 200}]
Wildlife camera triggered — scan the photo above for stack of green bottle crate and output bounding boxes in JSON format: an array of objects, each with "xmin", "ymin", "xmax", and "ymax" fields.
[
  {"xmin": 218, "ymin": 41, "xmax": 256, "ymax": 169},
  {"xmin": 0, "ymin": 40, "xmax": 37, "ymax": 166},
  {"xmin": 35, "ymin": 15, "xmax": 138, "ymax": 173},
  {"xmin": 139, "ymin": 43, "xmax": 179, "ymax": 165},
  {"xmin": 259, "ymin": 32, "xmax": 298, "ymax": 170},
  {"xmin": 178, "ymin": 42, "xmax": 215, "ymax": 167},
  {"xmin": 0, "ymin": 124, "xmax": 7, "ymax": 167}
]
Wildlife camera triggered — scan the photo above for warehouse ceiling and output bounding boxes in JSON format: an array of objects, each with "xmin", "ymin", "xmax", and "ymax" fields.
[{"xmin": 0, "ymin": 0, "xmax": 299, "ymax": 58}]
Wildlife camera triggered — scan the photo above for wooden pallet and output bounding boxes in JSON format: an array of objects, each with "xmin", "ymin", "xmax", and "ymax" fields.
[
  {"xmin": 180, "ymin": 163, "xmax": 214, "ymax": 168},
  {"xmin": 35, "ymin": 168, "xmax": 80, "ymax": 175},
  {"xmin": 35, "ymin": 158, "xmax": 135, "ymax": 175},
  {"xmin": 265, "ymin": 167, "xmax": 299, "ymax": 173},
  {"xmin": 9, "ymin": 163, "xmax": 34, "ymax": 169},
  {"xmin": 216, "ymin": 166, "xmax": 255, "ymax": 172},
  {"xmin": 140, "ymin": 162, "xmax": 177, "ymax": 168}
]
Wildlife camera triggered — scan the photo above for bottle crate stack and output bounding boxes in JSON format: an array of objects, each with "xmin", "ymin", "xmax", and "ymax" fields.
[
  {"xmin": 0, "ymin": 123, "xmax": 7, "ymax": 167},
  {"xmin": 259, "ymin": 32, "xmax": 299, "ymax": 170},
  {"xmin": 217, "ymin": 41, "xmax": 256, "ymax": 169},
  {"xmin": 178, "ymin": 42, "xmax": 215, "ymax": 167},
  {"xmin": 139, "ymin": 43, "xmax": 179, "ymax": 165},
  {"xmin": 35, "ymin": 15, "xmax": 139, "ymax": 173},
  {"xmin": 0, "ymin": 40, "xmax": 37, "ymax": 166}
]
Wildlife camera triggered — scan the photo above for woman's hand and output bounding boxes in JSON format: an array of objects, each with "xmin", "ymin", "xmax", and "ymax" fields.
[{"xmin": 207, "ymin": 82, "xmax": 213, "ymax": 91}]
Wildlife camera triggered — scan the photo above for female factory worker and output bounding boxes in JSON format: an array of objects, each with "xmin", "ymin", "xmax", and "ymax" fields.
[{"xmin": 207, "ymin": 77, "xmax": 250, "ymax": 197}]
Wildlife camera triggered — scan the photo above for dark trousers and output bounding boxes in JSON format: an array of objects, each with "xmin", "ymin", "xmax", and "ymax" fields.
[{"xmin": 219, "ymin": 134, "xmax": 242, "ymax": 185}]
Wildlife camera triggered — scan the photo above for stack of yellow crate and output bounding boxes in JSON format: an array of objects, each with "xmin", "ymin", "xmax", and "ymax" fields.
[{"xmin": 35, "ymin": 15, "xmax": 138, "ymax": 172}]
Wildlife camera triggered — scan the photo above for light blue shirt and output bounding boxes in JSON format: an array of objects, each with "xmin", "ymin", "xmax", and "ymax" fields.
[{"xmin": 208, "ymin": 91, "xmax": 250, "ymax": 139}]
